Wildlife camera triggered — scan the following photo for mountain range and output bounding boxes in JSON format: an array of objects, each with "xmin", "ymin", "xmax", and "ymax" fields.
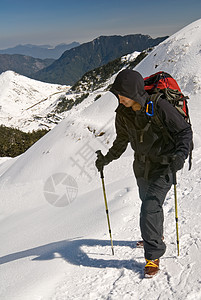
[
  {"xmin": 0, "ymin": 54, "xmax": 54, "ymax": 77},
  {"xmin": 32, "ymin": 34, "xmax": 168, "ymax": 85},
  {"xmin": 0, "ymin": 42, "xmax": 80, "ymax": 59},
  {"xmin": 0, "ymin": 35, "xmax": 167, "ymax": 85}
]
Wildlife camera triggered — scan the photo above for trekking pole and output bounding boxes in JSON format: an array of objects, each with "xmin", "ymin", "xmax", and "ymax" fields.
[
  {"xmin": 173, "ymin": 171, "xmax": 180, "ymax": 256},
  {"xmin": 96, "ymin": 150, "xmax": 114, "ymax": 255}
]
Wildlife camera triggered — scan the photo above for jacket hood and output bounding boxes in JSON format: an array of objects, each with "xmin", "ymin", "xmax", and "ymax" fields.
[{"xmin": 110, "ymin": 69, "xmax": 148, "ymax": 107}]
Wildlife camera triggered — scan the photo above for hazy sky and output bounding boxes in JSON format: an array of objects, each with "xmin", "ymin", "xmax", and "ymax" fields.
[{"xmin": 0, "ymin": 0, "xmax": 200, "ymax": 49}]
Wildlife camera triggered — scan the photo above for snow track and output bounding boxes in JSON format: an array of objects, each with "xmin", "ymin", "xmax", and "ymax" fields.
[{"xmin": 48, "ymin": 166, "xmax": 200, "ymax": 300}]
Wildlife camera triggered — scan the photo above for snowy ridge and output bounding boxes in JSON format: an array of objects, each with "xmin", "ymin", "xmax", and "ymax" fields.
[
  {"xmin": 0, "ymin": 71, "xmax": 69, "ymax": 131},
  {"xmin": 0, "ymin": 19, "xmax": 201, "ymax": 299},
  {"xmin": 135, "ymin": 19, "xmax": 201, "ymax": 95}
]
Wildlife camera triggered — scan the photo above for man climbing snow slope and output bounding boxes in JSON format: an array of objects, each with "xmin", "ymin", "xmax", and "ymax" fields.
[{"xmin": 95, "ymin": 69, "xmax": 193, "ymax": 278}]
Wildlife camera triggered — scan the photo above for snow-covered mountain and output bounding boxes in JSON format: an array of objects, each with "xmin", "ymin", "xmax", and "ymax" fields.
[
  {"xmin": 0, "ymin": 51, "xmax": 141, "ymax": 132},
  {"xmin": 135, "ymin": 19, "xmax": 201, "ymax": 95},
  {"xmin": 0, "ymin": 19, "xmax": 201, "ymax": 299},
  {"xmin": 0, "ymin": 71, "xmax": 69, "ymax": 131}
]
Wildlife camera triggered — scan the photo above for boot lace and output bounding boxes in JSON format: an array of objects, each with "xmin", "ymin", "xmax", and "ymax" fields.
[{"xmin": 145, "ymin": 259, "xmax": 159, "ymax": 268}]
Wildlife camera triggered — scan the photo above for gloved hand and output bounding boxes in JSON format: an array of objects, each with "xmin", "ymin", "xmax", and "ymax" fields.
[
  {"xmin": 95, "ymin": 150, "xmax": 106, "ymax": 172},
  {"xmin": 170, "ymin": 155, "xmax": 185, "ymax": 173}
]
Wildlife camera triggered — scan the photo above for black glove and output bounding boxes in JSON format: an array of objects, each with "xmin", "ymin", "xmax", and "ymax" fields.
[
  {"xmin": 95, "ymin": 150, "xmax": 114, "ymax": 172},
  {"xmin": 170, "ymin": 155, "xmax": 185, "ymax": 173},
  {"xmin": 95, "ymin": 151, "xmax": 106, "ymax": 172}
]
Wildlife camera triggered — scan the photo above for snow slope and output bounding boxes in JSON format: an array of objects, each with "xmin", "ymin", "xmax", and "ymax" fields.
[
  {"xmin": 0, "ymin": 71, "xmax": 69, "ymax": 131},
  {"xmin": 135, "ymin": 19, "xmax": 201, "ymax": 96},
  {"xmin": 0, "ymin": 19, "xmax": 201, "ymax": 300}
]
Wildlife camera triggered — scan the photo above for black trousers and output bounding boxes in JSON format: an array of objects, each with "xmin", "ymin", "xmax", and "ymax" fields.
[{"xmin": 136, "ymin": 173, "xmax": 173, "ymax": 260}]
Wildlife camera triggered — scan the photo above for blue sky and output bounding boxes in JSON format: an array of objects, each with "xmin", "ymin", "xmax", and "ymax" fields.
[{"xmin": 0, "ymin": 0, "xmax": 200, "ymax": 49}]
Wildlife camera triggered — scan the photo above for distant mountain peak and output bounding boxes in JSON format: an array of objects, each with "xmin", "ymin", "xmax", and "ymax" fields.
[
  {"xmin": 0, "ymin": 42, "xmax": 80, "ymax": 59},
  {"xmin": 32, "ymin": 34, "xmax": 168, "ymax": 85}
]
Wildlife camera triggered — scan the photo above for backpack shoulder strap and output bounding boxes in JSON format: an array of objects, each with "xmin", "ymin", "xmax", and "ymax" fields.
[{"xmin": 149, "ymin": 93, "xmax": 175, "ymax": 144}]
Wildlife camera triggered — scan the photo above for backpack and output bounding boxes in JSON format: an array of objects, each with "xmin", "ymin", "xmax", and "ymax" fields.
[{"xmin": 143, "ymin": 71, "xmax": 193, "ymax": 169}]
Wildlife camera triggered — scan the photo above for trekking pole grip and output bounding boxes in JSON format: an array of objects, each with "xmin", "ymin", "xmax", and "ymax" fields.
[
  {"xmin": 173, "ymin": 172, "xmax": 177, "ymax": 185},
  {"xmin": 100, "ymin": 170, "xmax": 104, "ymax": 179},
  {"xmin": 171, "ymin": 155, "xmax": 177, "ymax": 185},
  {"xmin": 96, "ymin": 150, "xmax": 104, "ymax": 178}
]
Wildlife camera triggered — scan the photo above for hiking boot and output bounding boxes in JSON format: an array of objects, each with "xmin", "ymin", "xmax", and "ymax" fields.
[
  {"xmin": 144, "ymin": 259, "xmax": 160, "ymax": 278},
  {"xmin": 136, "ymin": 240, "xmax": 144, "ymax": 248}
]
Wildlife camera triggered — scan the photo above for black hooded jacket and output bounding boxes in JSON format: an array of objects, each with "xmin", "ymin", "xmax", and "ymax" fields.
[
  {"xmin": 110, "ymin": 69, "xmax": 148, "ymax": 106},
  {"xmin": 106, "ymin": 69, "xmax": 193, "ymax": 179}
]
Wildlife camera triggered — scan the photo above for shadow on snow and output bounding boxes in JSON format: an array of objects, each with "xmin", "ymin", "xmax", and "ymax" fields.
[{"xmin": 0, "ymin": 238, "xmax": 144, "ymax": 275}]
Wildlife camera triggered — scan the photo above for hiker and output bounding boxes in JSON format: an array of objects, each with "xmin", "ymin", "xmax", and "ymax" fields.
[{"xmin": 95, "ymin": 69, "xmax": 193, "ymax": 277}]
